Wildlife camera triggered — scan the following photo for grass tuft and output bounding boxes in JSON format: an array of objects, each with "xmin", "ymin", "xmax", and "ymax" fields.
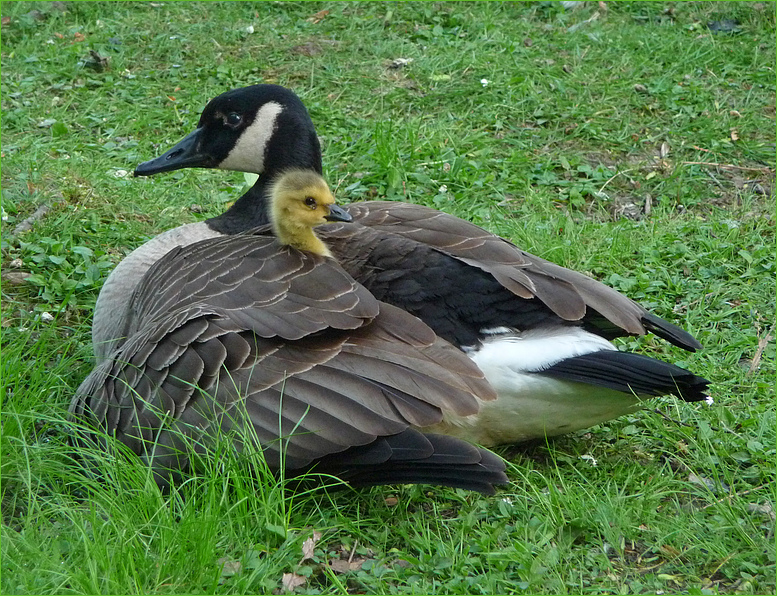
[{"xmin": 2, "ymin": 2, "xmax": 774, "ymax": 594}]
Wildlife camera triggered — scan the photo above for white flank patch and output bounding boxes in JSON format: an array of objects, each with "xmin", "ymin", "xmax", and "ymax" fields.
[
  {"xmin": 469, "ymin": 326, "xmax": 615, "ymax": 375},
  {"xmin": 218, "ymin": 101, "xmax": 283, "ymax": 174}
]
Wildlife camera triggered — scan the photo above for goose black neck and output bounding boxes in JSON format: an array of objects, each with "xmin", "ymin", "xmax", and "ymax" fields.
[{"xmin": 206, "ymin": 108, "xmax": 323, "ymax": 235}]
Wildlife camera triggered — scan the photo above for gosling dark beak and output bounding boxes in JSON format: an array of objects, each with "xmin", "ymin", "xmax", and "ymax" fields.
[
  {"xmin": 325, "ymin": 204, "xmax": 352, "ymax": 223},
  {"xmin": 134, "ymin": 128, "xmax": 216, "ymax": 176}
]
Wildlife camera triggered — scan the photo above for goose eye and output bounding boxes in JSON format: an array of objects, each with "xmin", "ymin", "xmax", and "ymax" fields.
[
  {"xmin": 226, "ymin": 112, "xmax": 242, "ymax": 127},
  {"xmin": 304, "ymin": 196, "xmax": 317, "ymax": 209}
]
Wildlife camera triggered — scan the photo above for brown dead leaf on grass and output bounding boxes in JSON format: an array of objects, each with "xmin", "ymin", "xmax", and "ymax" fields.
[
  {"xmin": 281, "ymin": 572, "xmax": 306, "ymax": 592},
  {"xmin": 293, "ymin": 41, "xmax": 322, "ymax": 57},
  {"xmin": 329, "ymin": 558, "xmax": 365, "ymax": 573},
  {"xmin": 300, "ymin": 531, "xmax": 322, "ymax": 562},
  {"xmin": 748, "ymin": 324, "xmax": 774, "ymax": 375},
  {"xmin": 1, "ymin": 271, "xmax": 33, "ymax": 285},
  {"xmin": 86, "ymin": 50, "xmax": 109, "ymax": 71},
  {"xmin": 307, "ymin": 10, "xmax": 329, "ymax": 24}
]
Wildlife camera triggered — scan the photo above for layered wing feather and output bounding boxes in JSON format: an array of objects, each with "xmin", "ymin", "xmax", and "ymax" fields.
[
  {"xmin": 70, "ymin": 232, "xmax": 503, "ymax": 492},
  {"xmin": 336, "ymin": 202, "xmax": 702, "ymax": 351}
]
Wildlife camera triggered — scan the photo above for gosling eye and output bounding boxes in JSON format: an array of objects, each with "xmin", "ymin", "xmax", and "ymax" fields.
[
  {"xmin": 304, "ymin": 196, "xmax": 317, "ymax": 209},
  {"xmin": 225, "ymin": 112, "xmax": 242, "ymax": 127}
]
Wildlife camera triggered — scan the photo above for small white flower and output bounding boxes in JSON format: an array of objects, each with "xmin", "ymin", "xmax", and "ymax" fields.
[
  {"xmin": 580, "ymin": 454, "xmax": 597, "ymax": 466},
  {"xmin": 112, "ymin": 169, "xmax": 129, "ymax": 178},
  {"xmin": 245, "ymin": 25, "xmax": 254, "ymax": 34},
  {"xmin": 438, "ymin": 185, "xmax": 448, "ymax": 193},
  {"xmin": 41, "ymin": 312, "xmax": 55, "ymax": 323},
  {"xmin": 705, "ymin": 395, "xmax": 714, "ymax": 406},
  {"xmin": 480, "ymin": 78, "xmax": 489, "ymax": 87},
  {"xmin": 501, "ymin": 497, "xmax": 513, "ymax": 505}
]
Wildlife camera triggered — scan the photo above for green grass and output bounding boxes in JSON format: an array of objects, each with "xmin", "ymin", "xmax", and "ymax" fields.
[{"xmin": 2, "ymin": 2, "xmax": 774, "ymax": 594}]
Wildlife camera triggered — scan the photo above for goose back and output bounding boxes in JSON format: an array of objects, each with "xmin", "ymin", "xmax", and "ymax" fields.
[{"xmin": 72, "ymin": 229, "xmax": 504, "ymax": 492}]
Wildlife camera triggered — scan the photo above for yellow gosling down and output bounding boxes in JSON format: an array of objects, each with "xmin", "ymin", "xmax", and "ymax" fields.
[{"xmin": 268, "ymin": 170, "xmax": 351, "ymax": 257}]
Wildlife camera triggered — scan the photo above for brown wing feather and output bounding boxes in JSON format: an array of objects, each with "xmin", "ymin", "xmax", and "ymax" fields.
[
  {"xmin": 71, "ymin": 235, "xmax": 500, "ymax": 489},
  {"xmin": 340, "ymin": 201, "xmax": 701, "ymax": 350}
]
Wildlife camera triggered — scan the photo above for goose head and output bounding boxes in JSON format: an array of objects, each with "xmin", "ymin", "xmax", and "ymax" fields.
[
  {"xmin": 134, "ymin": 85, "xmax": 323, "ymax": 233},
  {"xmin": 269, "ymin": 170, "xmax": 351, "ymax": 257},
  {"xmin": 134, "ymin": 84, "xmax": 321, "ymax": 177}
]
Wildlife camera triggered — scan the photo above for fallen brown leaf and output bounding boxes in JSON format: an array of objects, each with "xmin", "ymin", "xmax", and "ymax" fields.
[
  {"xmin": 301, "ymin": 531, "xmax": 321, "ymax": 562},
  {"xmin": 281, "ymin": 573, "xmax": 306, "ymax": 592},
  {"xmin": 1, "ymin": 16, "xmax": 10, "ymax": 26},
  {"xmin": 86, "ymin": 49, "xmax": 109, "ymax": 71},
  {"xmin": 1, "ymin": 271, "xmax": 33, "ymax": 285},
  {"xmin": 329, "ymin": 558, "xmax": 365, "ymax": 573},
  {"xmin": 73, "ymin": 31, "xmax": 85, "ymax": 42},
  {"xmin": 659, "ymin": 544, "xmax": 682, "ymax": 558},
  {"xmin": 307, "ymin": 9, "xmax": 329, "ymax": 24},
  {"xmin": 292, "ymin": 41, "xmax": 321, "ymax": 57},
  {"xmin": 384, "ymin": 496, "xmax": 398, "ymax": 506},
  {"xmin": 748, "ymin": 324, "xmax": 774, "ymax": 375},
  {"xmin": 730, "ymin": 128, "xmax": 740, "ymax": 141}
]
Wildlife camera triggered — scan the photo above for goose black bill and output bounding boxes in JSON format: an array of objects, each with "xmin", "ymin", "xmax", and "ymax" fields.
[{"xmin": 134, "ymin": 128, "xmax": 215, "ymax": 176}]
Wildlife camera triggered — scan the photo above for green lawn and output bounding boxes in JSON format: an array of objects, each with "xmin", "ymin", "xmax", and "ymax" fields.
[{"xmin": 2, "ymin": 2, "xmax": 774, "ymax": 594}]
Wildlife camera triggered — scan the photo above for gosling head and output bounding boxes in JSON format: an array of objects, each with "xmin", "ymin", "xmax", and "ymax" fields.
[{"xmin": 269, "ymin": 170, "xmax": 351, "ymax": 257}]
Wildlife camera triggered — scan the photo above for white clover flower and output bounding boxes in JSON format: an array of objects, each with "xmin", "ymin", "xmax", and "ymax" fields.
[
  {"xmin": 705, "ymin": 395, "xmax": 714, "ymax": 406},
  {"xmin": 438, "ymin": 184, "xmax": 448, "ymax": 193},
  {"xmin": 480, "ymin": 78, "xmax": 489, "ymax": 87}
]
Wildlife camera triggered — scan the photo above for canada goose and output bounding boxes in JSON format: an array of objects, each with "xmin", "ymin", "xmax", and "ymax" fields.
[
  {"xmin": 71, "ymin": 170, "xmax": 507, "ymax": 493},
  {"xmin": 129, "ymin": 84, "xmax": 710, "ymax": 446}
]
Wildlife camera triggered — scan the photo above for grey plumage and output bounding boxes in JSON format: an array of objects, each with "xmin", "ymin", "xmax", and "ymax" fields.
[
  {"xmin": 72, "ymin": 187, "xmax": 506, "ymax": 493},
  {"xmin": 121, "ymin": 83, "xmax": 709, "ymax": 449}
]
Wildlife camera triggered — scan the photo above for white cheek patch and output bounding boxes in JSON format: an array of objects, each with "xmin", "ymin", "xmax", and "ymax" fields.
[{"xmin": 218, "ymin": 101, "xmax": 283, "ymax": 174}]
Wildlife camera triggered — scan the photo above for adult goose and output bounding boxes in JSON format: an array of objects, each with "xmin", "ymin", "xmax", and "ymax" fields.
[
  {"xmin": 71, "ymin": 170, "xmax": 507, "ymax": 493},
  {"xmin": 129, "ymin": 84, "xmax": 710, "ymax": 447}
]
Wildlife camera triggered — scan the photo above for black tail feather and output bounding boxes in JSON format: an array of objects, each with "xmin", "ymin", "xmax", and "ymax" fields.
[{"xmin": 542, "ymin": 350, "xmax": 709, "ymax": 402}]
